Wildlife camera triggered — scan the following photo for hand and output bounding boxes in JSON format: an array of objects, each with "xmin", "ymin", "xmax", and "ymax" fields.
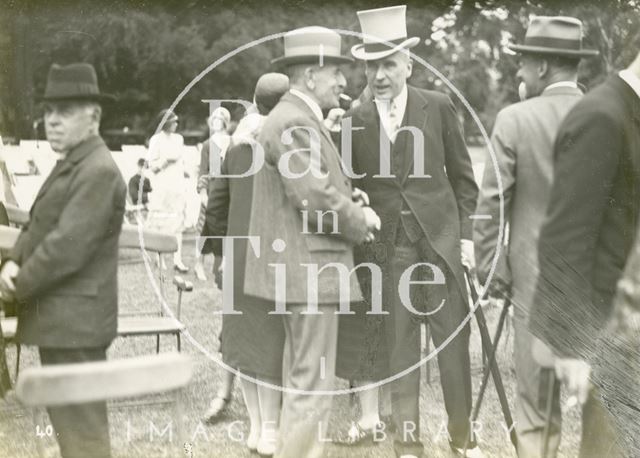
[
  {"xmin": 0, "ymin": 261, "xmax": 19, "ymax": 302},
  {"xmin": 363, "ymin": 207, "xmax": 381, "ymax": 232},
  {"xmin": 461, "ymin": 239, "xmax": 476, "ymax": 271},
  {"xmin": 199, "ymin": 190, "xmax": 208, "ymax": 205},
  {"xmin": 487, "ymin": 275, "xmax": 511, "ymax": 299},
  {"xmin": 324, "ymin": 108, "xmax": 345, "ymax": 132},
  {"xmin": 554, "ymin": 358, "xmax": 592, "ymax": 405},
  {"xmin": 352, "ymin": 187, "xmax": 370, "ymax": 207}
]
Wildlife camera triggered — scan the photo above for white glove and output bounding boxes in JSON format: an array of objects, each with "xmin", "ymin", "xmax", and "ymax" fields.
[{"xmin": 461, "ymin": 239, "xmax": 476, "ymax": 271}]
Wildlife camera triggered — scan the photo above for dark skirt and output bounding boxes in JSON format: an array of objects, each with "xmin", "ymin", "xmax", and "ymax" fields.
[
  {"xmin": 220, "ymin": 296, "xmax": 285, "ymax": 382},
  {"xmin": 336, "ymin": 301, "xmax": 390, "ymax": 382},
  {"xmin": 0, "ymin": 322, "xmax": 12, "ymax": 398}
]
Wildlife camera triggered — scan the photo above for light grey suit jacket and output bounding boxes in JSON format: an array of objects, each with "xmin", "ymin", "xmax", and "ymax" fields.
[
  {"xmin": 474, "ymin": 85, "xmax": 583, "ymax": 317},
  {"xmin": 244, "ymin": 92, "xmax": 369, "ymax": 304}
]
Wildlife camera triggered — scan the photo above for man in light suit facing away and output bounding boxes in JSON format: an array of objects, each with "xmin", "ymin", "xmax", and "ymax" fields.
[
  {"xmin": 243, "ymin": 27, "xmax": 380, "ymax": 458},
  {"xmin": 474, "ymin": 16, "xmax": 598, "ymax": 458}
]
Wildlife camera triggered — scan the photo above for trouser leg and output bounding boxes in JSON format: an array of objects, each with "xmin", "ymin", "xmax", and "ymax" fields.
[
  {"xmin": 38, "ymin": 346, "xmax": 111, "ymax": 458},
  {"xmin": 276, "ymin": 305, "xmax": 337, "ymax": 458}
]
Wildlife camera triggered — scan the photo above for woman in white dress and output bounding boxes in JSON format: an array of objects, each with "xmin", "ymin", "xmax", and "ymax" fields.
[{"xmin": 146, "ymin": 109, "xmax": 190, "ymax": 272}]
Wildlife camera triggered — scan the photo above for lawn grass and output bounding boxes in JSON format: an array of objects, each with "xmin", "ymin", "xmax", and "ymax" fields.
[{"xmin": 0, "ymin": 146, "xmax": 581, "ymax": 457}]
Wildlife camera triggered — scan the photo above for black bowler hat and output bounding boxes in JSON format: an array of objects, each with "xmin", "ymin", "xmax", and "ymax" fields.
[
  {"xmin": 40, "ymin": 63, "xmax": 116, "ymax": 102},
  {"xmin": 508, "ymin": 16, "xmax": 599, "ymax": 58}
]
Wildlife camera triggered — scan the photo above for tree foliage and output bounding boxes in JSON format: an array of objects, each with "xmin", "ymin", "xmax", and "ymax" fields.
[{"xmin": 1, "ymin": 0, "xmax": 638, "ymax": 141}]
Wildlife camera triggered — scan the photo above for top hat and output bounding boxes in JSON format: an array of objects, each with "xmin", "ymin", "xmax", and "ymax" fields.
[
  {"xmin": 271, "ymin": 27, "xmax": 353, "ymax": 68},
  {"xmin": 40, "ymin": 63, "xmax": 115, "ymax": 102},
  {"xmin": 508, "ymin": 16, "xmax": 599, "ymax": 58},
  {"xmin": 351, "ymin": 5, "xmax": 420, "ymax": 61}
]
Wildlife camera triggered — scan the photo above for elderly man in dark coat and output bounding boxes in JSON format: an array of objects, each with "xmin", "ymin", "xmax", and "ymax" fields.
[{"xmin": 0, "ymin": 63, "xmax": 126, "ymax": 458}]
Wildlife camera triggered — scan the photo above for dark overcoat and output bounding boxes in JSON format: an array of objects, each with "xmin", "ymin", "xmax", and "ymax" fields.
[{"xmin": 9, "ymin": 135, "xmax": 126, "ymax": 348}]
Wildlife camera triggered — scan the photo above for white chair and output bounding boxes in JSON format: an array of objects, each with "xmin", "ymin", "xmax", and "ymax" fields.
[
  {"xmin": 16, "ymin": 352, "xmax": 193, "ymax": 457},
  {"xmin": 117, "ymin": 225, "xmax": 192, "ymax": 352}
]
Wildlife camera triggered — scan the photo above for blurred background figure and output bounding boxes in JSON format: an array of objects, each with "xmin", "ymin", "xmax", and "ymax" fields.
[
  {"xmin": 145, "ymin": 109, "xmax": 190, "ymax": 272},
  {"xmin": 194, "ymin": 107, "xmax": 230, "ymax": 281},
  {"xmin": 126, "ymin": 157, "xmax": 152, "ymax": 223}
]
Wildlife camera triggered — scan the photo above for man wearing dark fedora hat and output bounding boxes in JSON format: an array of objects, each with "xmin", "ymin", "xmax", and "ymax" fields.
[
  {"xmin": 474, "ymin": 15, "xmax": 599, "ymax": 458},
  {"xmin": 0, "ymin": 63, "xmax": 125, "ymax": 458},
  {"xmin": 245, "ymin": 27, "xmax": 381, "ymax": 458},
  {"xmin": 528, "ymin": 40, "xmax": 640, "ymax": 457},
  {"xmin": 340, "ymin": 5, "xmax": 480, "ymax": 458}
]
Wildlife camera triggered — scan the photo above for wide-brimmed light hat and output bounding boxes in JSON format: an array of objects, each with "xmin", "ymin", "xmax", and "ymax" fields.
[
  {"xmin": 508, "ymin": 16, "xmax": 599, "ymax": 58},
  {"xmin": 271, "ymin": 26, "xmax": 353, "ymax": 68},
  {"xmin": 351, "ymin": 5, "xmax": 420, "ymax": 61},
  {"xmin": 40, "ymin": 63, "xmax": 115, "ymax": 102}
]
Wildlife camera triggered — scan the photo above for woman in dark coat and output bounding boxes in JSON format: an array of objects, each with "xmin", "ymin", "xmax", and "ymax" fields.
[{"xmin": 204, "ymin": 73, "xmax": 289, "ymax": 456}]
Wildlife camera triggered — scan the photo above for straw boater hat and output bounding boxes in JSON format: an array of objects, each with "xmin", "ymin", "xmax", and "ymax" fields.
[
  {"xmin": 351, "ymin": 5, "xmax": 420, "ymax": 61},
  {"xmin": 508, "ymin": 16, "xmax": 599, "ymax": 58},
  {"xmin": 40, "ymin": 63, "xmax": 115, "ymax": 102},
  {"xmin": 271, "ymin": 26, "xmax": 353, "ymax": 68}
]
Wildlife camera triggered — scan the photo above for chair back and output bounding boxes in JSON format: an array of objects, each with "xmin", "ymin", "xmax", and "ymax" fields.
[
  {"xmin": 5, "ymin": 204, "xmax": 29, "ymax": 228},
  {"xmin": 0, "ymin": 225, "xmax": 20, "ymax": 250},
  {"xmin": 16, "ymin": 352, "xmax": 192, "ymax": 407},
  {"xmin": 119, "ymin": 224, "xmax": 177, "ymax": 253}
]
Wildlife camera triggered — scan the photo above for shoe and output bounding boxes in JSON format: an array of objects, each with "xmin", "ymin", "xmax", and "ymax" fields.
[
  {"xmin": 194, "ymin": 262, "xmax": 207, "ymax": 281},
  {"xmin": 335, "ymin": 421, "xmax": 382, "ymax": 446},
  {"xmin": 450, "ymin": 445, "xmax": 485, "ymax": 458},
  {"xmin": 202, "ymin": 396, "xmax": 230, "ymax": 424},
  {"xmin": 256, "ymin": 434, "xmax": 277, "ymax": 456},
  {"xmin": 246, "ymin": 428, "xmax": 260, "ymax": 453},
  {"xmin": 174, "ymin": 261, "xmax": 189, "ymax": 273}
]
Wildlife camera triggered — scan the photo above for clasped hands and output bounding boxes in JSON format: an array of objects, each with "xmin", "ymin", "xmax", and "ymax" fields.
[
  {"xmin": 0, "ymin": 260, "xmax": 20, "ymax": 304},
  {"xmin": 352, "ymin": 188, "xmax": 380, "ymax": 243}
]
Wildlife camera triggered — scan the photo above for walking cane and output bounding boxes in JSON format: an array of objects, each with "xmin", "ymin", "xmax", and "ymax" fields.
[
  {"xmin": 463, "ymin": 267, "xmax": 518, "ymax": 453},
  {"xmin": 532, "ymin": 337, "xmax": 559, "ymax": 458}
]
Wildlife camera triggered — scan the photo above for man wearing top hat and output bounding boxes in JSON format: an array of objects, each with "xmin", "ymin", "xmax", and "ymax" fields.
[
  {"xmin": 244, "ymin": 27, "xmax": 380, "ymax": 458},
  {"xmin": 342, "ymin": 5, "xmax": 479, "ymax": 458},
  {"xmin": 0, "ymin": 63, "xmax": 126, "ymax": 457},
  {"xmin": 473, "ymin": 16, "xmax": 598, "ymax": 458},
  {"xmin": 528, "ymin": 42, "xmax": 640, "ymax": 456}
]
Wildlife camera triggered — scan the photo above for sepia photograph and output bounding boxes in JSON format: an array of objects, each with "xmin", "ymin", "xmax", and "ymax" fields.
[{"xmin": 0, "ymin": 0, "xmax": 639, "ymax": 457}]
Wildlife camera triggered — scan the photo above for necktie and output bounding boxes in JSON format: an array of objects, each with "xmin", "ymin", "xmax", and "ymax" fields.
[{"xmin": 387, "ymin": 101, "xmax": 400, "ymax": 143}]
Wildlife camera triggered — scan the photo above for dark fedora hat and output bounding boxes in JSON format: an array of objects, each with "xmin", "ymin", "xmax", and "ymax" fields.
[
  {"xmin": 271, "ymin": 27, "xmax": 353, "ymax": 68},
  {"xmin": 508, "ymin": 16, "xmax": 599, "ymax": 58},
  {"xmin": 40, "ymin": 63, "xmax": 116, "ymax": 102}
]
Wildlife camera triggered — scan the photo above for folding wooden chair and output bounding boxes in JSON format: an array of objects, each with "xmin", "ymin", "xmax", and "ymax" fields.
[
  {"xmin": 15, "ymin": 352, "xmax": 193, "ymax": 457},
  {"xmin": 117, "ymin": 224, "xmax": 193, "ymax": 352},
  {"xmin": 0, "ymin": 225, "xmax": 21, "ymax": 378}
]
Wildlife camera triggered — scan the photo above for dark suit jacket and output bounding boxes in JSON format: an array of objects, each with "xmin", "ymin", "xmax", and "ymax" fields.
[
  {"xmin": 9, "ymin": 135, "xmax": 126, "ymax": 348},
  {"xmin": 530, "ymin": 75, "xmax": 640, "ymax": 358},
  {"xmin": 346, "ymin": 85, "xmax": 478, "ymax": 298}
]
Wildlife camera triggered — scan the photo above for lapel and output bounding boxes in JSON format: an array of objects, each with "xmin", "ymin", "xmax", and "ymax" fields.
[
  {"xmin": 357, "ymin": 98, "xmax": 382, "ymax": 166},
  {"xmin": 399, "ymin": 86, "xmax": 429, "ymax": 184},
  {"xmin": 282, "ymin": 92, "xmax": 343, "ymax": 164},
  {"xmin": 31, "ymin": 135, "xmax": 103, "ymax": 212}
]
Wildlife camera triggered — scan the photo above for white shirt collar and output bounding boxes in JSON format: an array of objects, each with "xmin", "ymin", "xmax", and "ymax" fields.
[
  {"xmin": 289, "ymin": 89, "xmax": 324, "ymax": 122},
  {"xmin": 619, "ymin": 69, "xmax": 640, "ymax": 100},
  {"xmin": 544, "ymin": 81, "xmax": 578, "ymax": 92},
  {"xmin": 374, "ymin": 84, "xmax": 408, "ymax": 121}
]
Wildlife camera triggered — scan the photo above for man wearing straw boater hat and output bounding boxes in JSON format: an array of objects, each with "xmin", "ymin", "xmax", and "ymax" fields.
[
  {"xmin": 474, "ymin": 16, "xmax": 599, "ymax": 458},
  {"xmin": 341, "ymin": 5, "xmax": 480, "ymax": 458},
  {"xmin": 245, "ymin": 27, "xmax": 381, "ymax": 458},
  {"xmin": 0, "ymin": 63, "xmax": 125, "ymax": 457}
]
